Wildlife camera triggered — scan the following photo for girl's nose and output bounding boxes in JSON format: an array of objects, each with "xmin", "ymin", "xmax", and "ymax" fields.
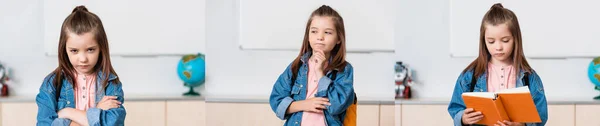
[
  {"xmin": 79, "ymin": 54, "xmax": 88, "ymax": 63},
  {"xmin": 317, "ymin": 35, "xmax": 324, "ymax": 41}
]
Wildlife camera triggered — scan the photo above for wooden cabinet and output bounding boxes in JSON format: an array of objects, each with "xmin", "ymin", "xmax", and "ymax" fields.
[
  {"xmin": 1, "ymin": 102, "xmax": 37, "ymax": 126},
  {"xmin": 576, "ymin": 104, "xmax": 600, "ymax": 126},
  {"xmin": 546, "ymin": 105, "xmax": 575, "ymax": 126},
  {"xmin": 206, "ymin": 102, "xmax": 282, "ymax": 126},
  {"xmin": 401, "ymin": 105, "xmax": 453, "ymax": 126},
  {"xmin": 379, "ymin": 104, "xmax": 399, "ymax": 126},
  {"xmin": 166, "ymin": 101, "xmax": 206, "ymax": 126},
  {"xmin": 124, "ymin": 101, "xmax": 166, "ymax": 126},
  {"xmin": 357, "ymin": 104, "xmax": 380, "ymax": 126}
]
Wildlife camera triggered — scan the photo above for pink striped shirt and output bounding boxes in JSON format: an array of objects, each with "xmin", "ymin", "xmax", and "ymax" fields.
[
  {"xmin": 487, "ymin": 63, "xmax": 517, "ymax": 92},
  {"xmin": 74, "ymin": 73, "xmax": 96, "ymax": 111}
]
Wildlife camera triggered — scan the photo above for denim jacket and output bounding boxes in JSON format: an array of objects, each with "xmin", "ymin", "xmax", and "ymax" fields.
[
  {"xmin": 36, "ymin": 71, "xmax": 126, "ymax": 126},
  {"xmin": 448, "ymin": 69, "xmax": 548, "ymax": 126},
  {"xmin": 269, "ymin": 52, "xmax": 355, "ymax": 126}
]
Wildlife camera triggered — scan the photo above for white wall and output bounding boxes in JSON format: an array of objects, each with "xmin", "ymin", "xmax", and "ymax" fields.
[
  {"xmin": 0, "ymin": 0, "xmax": 395, "ymax": 99},
  {"xmin": 396, "ymin": 0, "xmax": 598, "ymax": 99},
  {"xmin": 1, "ymin": 0, "xmax": 596, "ymax": 100},
  {"xmin": 205, "ymin": 0, "xmax": 395, "ymax": 98},
  {"xmin": 0, "ymin": 0, "xmax": 193, "ymax": 96}
]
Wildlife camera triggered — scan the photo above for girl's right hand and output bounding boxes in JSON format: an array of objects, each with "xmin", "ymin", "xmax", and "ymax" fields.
[
  {"xmin": 298, "ymin": 97, "xmax": 331, "ymax": 113},
  {"xmin": 96, "ymin": 96, "xmax": 121, "ymax": 110},
  {"xmin": 462, "ymin": 108, "xmax": 484, "ymax": 125}
]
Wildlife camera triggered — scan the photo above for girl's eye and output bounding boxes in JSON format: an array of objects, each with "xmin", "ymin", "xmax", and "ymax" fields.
[
  {"xmin": 311, "ymin": 30, "xmax": 317, "ymax": 33},
  {"xmin": 325, "ymin": 32, "xmax": 332, "ymax": 35},
  {"xmin": 487, "ymin": 41, "xmax": 495, "ymax": 44},
  {"xmin": 87, "ymin": 49, "xmax": 95, "ymax": 52},
  {"xmin": 70, "ymin": 50, "xmax": 78, "ymax": 53}
]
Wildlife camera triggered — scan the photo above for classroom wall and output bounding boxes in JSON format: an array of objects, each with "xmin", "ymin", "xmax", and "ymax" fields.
[
  {"xmin": 0, "ymin": 0, "xmax": 191, "ymax": 96},
  {"xmin": 204, "ymin": 0, "xmax": 395, "ymax": 98},
  {"xmin": 0, "ymin": 0, "xmax": 395, "ymax": 99},
  {"xmin": 395, "ymin": 0, "xmax": 597, "ymax": 99},
  {"xmin": 0, "ymin": 0, "xmax": 596, "ymax": 99}
]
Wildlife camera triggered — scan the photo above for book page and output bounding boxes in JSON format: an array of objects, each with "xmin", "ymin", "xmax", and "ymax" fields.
[
  {"xmin": 497, "ymin": 86, "xmax": 530, "ymax": 94},
  {"xmin": 462, "ymin": 92, "xmax": 496, "ymax": 99}
]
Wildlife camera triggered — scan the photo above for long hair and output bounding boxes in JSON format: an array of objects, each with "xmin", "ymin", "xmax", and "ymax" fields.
[
  {"xmin": 49, "ymin": 5, "xmax": 120, "ymax": 93},
  {"xmin": 462, "ymin": 3, "xmax": 532, "ymax": 78},
  {"xmin": 291, "ymin": 5, "xmax": 348, "ymax": 78}
]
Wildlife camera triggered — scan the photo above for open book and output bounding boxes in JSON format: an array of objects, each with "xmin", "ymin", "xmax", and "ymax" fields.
[{"xmin": 462, "ymin": 86, "xmax": 541, "ymax": 125}]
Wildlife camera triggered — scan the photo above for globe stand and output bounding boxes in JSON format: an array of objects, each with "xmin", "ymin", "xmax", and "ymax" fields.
[
  {"xmin": 183, "ymin": 83, "xmax": 200, "ymax": 96},
  {"xmin": 595, "ymin": 86, "xmax": 600, "ymax": 100}
]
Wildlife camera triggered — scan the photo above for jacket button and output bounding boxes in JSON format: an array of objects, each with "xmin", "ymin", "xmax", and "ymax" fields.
[
  {"xmin": 67, "ymin": 101, "xmax": 70, "ymax": 104},
  {"xmin": 479, "ymin": 89, "xmax": 483, "ymax": 92}
]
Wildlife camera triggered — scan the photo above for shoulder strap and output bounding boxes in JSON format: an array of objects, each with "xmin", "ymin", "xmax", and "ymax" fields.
[
  {"xmin": 524, "ymin": 72, "xmax": 530, "ymax": 87},
  {"xmin": 469, "ymin": 73, "xmax": 477, "ymax": 92}
]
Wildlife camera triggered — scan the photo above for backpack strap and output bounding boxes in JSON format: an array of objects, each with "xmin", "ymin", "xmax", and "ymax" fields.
[
  {"xmin": 523, "ymin": 72, "xmax": 530, "ymax": 87},
  {"xmin": 469, "ymin": 73, "xmax": 478, "ymax": 92}
]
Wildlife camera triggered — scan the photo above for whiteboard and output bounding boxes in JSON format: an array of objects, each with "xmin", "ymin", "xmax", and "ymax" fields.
[
  {"xmin": 450, "ymin": 0, "xmax": 600, "ymax": 58},
  {"xmin": 239, "ymin": 0, "xmax": 397, "ymax": 52},
  {"xmin": 44, "ymin": 0, "xmax": 206, "ymax": 56}
]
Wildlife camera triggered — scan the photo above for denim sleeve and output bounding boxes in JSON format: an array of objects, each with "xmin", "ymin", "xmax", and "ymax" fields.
[
  {"xmin": 88, "ymin": 82, "xmax": 126, "ymax": 126},
  {"xmin": 314, "ymin": 63, "xmax": 355, "ymax": 116},
  {"xmin": 36, "ymin": 75, "xmax": 71, "ymax": 126},
  {"xmin": 527, "ymin": 72, "xmax": 548, "ymax": 126},
  {"xmin": 51, "ymin": 118, "xmax": 72, "ymax": 126},
  {"xmin": 448, "ymin": 72, "xmax": 468, "ymax": 126},
  {"xmin": 269, "ymin": 63, "xmax": 295, "ymax": 120}
]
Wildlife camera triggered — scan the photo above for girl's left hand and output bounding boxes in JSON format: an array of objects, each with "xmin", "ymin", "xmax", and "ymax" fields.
[
  {"xmin": 495, "ymin": 120, "xmax": 524, "ymax": 126},
  {"xmin": 311, "ymin": 50, "xmax": 327, "ymax": 76}
]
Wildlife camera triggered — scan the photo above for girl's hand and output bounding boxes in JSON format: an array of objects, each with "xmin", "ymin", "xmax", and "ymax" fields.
[
  {"xmin": 297, "ymin": 97, "xmax": 330, "ymax": 113},
  {"xmin": 462, "ymin": 108, "xmax": 484, "ymax": 125},
  {"xmin": 495, "ymin": 120, "xmax": 524, "ymax": 126},
  {"xmin": 96, "ymin": 96, "xmax": 121, "ymax": 110},
  {"xmin": 57, "ymin": 108, "xmax": 74, "ymax": 119},
  {"xmin": 311, "ymin": 50, "xmax": 327, "ymax": 77}
]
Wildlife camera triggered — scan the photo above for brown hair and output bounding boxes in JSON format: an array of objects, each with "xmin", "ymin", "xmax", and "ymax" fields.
[
  {"xmin": 290, "ymin": 5, "xmax": 348, "ymax": 78},
  {"xmin": 50, "ymin": 5, "xmax": 120, "ymax": 92},
  {"xmin": 462, "ymin": 3, "xmax": 532, "ymax": 78}
]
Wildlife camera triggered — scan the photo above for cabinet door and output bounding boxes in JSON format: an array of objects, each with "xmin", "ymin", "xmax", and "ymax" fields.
[
  {"xmin": 124, "ymin": 101, "xmax": 166, "ymax": 126},
  {"xmin": 401, "ymin": 105, "xmax": 453, "ymax": 126},
  {"xmin": 379, "ymin": 104, "xmax": 400, "ymax": 126},
  {"xmin": 1, "ymin": 102, "xmax": 37, "ymax": 126},
  {"xmin": 166, "ymin": 101, "xmax": 205, "ymax": 126},
  {"xmin": 357, "ymin": 104, "xmax": 380, "ymax": 126},
  {"xmin": 206, "ymin": 103, "xmax": 282, "ymax": 126},
  {"xmin": 546, "ymin": 105, "xmax": 574, "ymax": 126},
  {"xmin": 576, "ymin": 104, "xmax": 600, "ymax": 126}
]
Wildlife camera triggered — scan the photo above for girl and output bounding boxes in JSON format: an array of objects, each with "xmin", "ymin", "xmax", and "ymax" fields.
[
  {"xmin": 269, "ymin": 5, "xmax": 355, "ymax": 126},
  {"xmin": 36, "ymin": 6, "xmax": 126, "ymax": 126},
  {"xmin": 448, "ymin": 3, "xmax": 548, "ymax": 126}
]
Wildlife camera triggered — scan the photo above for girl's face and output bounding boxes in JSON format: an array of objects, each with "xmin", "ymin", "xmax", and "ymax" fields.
[
  {"xmin": 484, "ymin": 23, "xmax": 514, "ymax": 64},
  {"xmin": 66, "ymin": 32, "xmax": 100, "ymax": 75},
  {"xmin": 308, "ymin": 16, "xmax": 339, "ymax": 54}
]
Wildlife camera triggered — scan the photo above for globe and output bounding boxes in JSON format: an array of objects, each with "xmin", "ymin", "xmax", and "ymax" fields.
[
  {"xmin": 588, "ymin": 57, "xmax": 600, "ymax": 100},
  {"xmin": 177, "ymin": 53, "xmax": 205, "ymax": 96}
]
